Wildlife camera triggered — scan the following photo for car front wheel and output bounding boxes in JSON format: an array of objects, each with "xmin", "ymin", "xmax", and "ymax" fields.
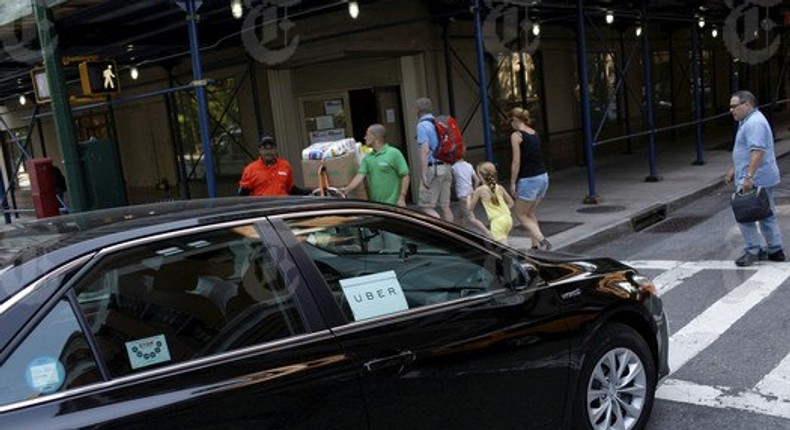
[{"xmin": 575, "ymin": 323, "xmax": 656, "ymax": 430}]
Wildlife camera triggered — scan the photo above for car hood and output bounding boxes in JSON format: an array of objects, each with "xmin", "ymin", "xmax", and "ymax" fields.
[{"xmin": 524, "ymin": 249, "xmax": 637, "ymax": 287}]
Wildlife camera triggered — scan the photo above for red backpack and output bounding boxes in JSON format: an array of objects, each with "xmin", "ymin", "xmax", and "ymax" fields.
[{"xmin": 423, "ymin": 115, "xmax": 465, "ymax": 164}]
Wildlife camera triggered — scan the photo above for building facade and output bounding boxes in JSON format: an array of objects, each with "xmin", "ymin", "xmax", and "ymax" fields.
[{"xmin": 0, "ymin": 0, "xmax": 787, "ymax": 207}]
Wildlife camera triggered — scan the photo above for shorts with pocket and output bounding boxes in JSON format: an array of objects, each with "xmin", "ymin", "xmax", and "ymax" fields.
[{"xmin": 419, "ymin": 164, "xmax": 452, "ymax": 208}]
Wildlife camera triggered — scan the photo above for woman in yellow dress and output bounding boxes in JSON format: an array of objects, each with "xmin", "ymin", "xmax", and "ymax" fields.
[{"xmin": 467, "ymin": 162, "xmax": 514, "ymax": 244}]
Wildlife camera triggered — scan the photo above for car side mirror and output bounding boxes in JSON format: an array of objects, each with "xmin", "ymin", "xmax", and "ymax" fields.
[{"xmin": 502, "ymin": 252, "xmax": 539, "ymax": 291}]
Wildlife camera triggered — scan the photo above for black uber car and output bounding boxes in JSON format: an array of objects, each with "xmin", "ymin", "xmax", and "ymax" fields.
[{"xmin": 0, "ymin": 198, "xmax": 668, "ymax": 430}]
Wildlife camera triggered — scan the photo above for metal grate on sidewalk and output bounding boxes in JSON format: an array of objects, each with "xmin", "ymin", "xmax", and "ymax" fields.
[{"xmin": 642, "ymin": 216, "xmax": 708, "ymax": 233}]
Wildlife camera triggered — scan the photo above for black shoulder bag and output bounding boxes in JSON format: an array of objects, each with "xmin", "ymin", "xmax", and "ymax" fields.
[{"xmin": 731, "ymin": 187, "xmax": 773, "ymax": 223}]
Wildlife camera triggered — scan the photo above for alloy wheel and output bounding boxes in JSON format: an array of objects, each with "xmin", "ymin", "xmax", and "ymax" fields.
[{"xmin": 586, "ymin": 347, "xmax": 648, "ymax": 430}]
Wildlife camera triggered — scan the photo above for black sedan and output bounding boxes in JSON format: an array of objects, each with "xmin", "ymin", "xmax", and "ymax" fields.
[{"xmin": 0, "ymin": 198, "xmax": 668, "ymax": 430}]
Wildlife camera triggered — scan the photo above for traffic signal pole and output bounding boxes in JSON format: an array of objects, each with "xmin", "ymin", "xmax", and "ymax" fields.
[{"xmin": 33, "ymin": 0, "xmax": 87, "ymax": 212}]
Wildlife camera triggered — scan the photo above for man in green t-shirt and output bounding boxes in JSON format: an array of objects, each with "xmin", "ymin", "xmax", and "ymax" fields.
[{"xmin": 342, "ymin": 124, "xmax": 410, "ymax": 206}]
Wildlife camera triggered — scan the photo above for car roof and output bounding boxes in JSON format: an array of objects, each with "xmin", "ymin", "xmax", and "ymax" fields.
[{"xmin": 0, "ymin": 197, "xmax": 409, "ymax": 302}]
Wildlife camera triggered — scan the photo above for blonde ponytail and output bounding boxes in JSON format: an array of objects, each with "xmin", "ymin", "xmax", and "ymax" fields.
[{"xmin": 476, "ymin": 162, "xmax": 501, "ymax": 206}]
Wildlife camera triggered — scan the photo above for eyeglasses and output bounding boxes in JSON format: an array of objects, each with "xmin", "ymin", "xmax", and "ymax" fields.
[{"xmin": 729, "ymin": 101, "xmax": 746, "ymax": 110}]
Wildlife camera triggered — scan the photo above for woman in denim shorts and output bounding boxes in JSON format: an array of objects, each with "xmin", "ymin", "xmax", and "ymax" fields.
[{"xmin": 508, "ymin": 107, "xmax": 551, "ymax": 250}]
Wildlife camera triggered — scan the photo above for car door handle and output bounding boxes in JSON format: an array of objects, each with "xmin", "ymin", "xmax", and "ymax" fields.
[{"xmin": 363, "ymin": 350, "xmax": 415, "ymax": 372}]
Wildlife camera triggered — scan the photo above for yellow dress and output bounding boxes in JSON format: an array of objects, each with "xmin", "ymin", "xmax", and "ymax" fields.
[{"xmin": 481, "ymin": 185, "xmax": 513, "ymax": 241}]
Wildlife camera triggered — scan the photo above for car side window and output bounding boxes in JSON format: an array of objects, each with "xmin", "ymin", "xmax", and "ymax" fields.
[
  {"xmin": 0, "ymin": 300, "xmax": 101, "ymax": 407},
  {"xmin": 286, "ymin": 214, "xmax": 503, "ymax": 322},
  {"xmin": 73, "ymin": 225, "xmax": 306, "ymax": 378}
]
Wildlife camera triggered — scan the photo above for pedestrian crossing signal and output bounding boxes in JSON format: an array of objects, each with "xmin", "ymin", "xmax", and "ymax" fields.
[
  {"xmin": 30, "ymin": 68, "xmax": 50, "ymax": 104},
  {"xmin": 79, "ymin": 60, "xmax": 121, "ymax": 96}
]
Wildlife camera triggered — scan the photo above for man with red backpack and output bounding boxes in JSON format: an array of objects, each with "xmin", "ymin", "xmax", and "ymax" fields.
[{"xmin": 415, "ymin": 97, "xmax": 456, "ymax": 221}]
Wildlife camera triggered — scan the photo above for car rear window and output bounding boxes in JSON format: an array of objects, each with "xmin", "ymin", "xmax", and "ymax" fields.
[
  {"xmin": 71, "ymin": 224, "xmax": 307, "ymax": 378},
  {"xmin": 0, "ymin": 299, "xmax": 101, "ymax": 407}
]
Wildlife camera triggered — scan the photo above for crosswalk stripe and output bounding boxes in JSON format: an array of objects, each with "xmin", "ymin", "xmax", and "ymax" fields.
[
  {"xmin": 628, "ymin": 260, "xmax": 790, "ymax": 420},
  {"xmin": 680, "ymin": 260, "xmax": 760, "ymax": 270},
  {"xmin": 651, "ymin": 265, "xmax": 703, "ymax": 294},
  {"xmin": 657, "ymin": 378, "xmax": 790, "ymax": 420},
  {"xmin": 668, "ymin": 265, "xmax": 790, "ymax": 374},
  {"xmin": 755, "ymin": 353, "xmax": 790, "ymax": 399},
  {"xmin": 625, "ymin": 260, "xmax": 773, "ymax": 271},
  {"xmin": 625, "ymin": 260, "xmax": 682, "ymax": 270}
]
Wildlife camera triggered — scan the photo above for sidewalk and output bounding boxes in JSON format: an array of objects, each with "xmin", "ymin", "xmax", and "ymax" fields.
[
  {"xmin": 4, "ymin": 113, "xmax": 790, "ymax": 253},
  {"xmin": 506, "ymin": 114, "xmax": 790, "ymax": 254}
]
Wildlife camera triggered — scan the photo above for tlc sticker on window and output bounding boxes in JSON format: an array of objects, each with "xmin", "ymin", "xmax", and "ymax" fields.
[
  {"xmin": 339, "ymin": 270, "xmax": 408, "ymax": 320},
  {"xmin": 125, "ymin": 335, "xmax": 172, "ymax": 370},
  {"xmin": 25, "ymin": 356, "xmax": 65, "ymax": 394}
]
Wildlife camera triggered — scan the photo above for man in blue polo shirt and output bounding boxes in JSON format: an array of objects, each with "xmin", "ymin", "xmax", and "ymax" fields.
[
  {"xmin": 415, "ymin": 97, "xmax": 453, "ymax": 221},
  {"xmin": 725, "ymin": 90, "xmax": 784, "ymax": 266}
]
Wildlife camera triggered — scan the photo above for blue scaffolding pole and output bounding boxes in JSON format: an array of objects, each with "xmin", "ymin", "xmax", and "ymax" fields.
[
  {"xmin": 691, "ymin": 24, "xmax": 705, "ymax": 165},
  {"xmin": 0, "ymin": 172, "xmax": 10, "ymax": 224},
  {"xmin": 184, "ymin": 0, "xmax": 218, "ymax": 198},
  {"xmin": 729, "ymin": 57, "xmax": 739, "ymax": 143},
  {"xmin": 472, "ymin": 0, "xmax": 493, "ymax": 162},
  {"xmin": 641, "ymin": 10, "xmax": 660, "ymax": 182},
  {"xmin": 576, "ymin": 0, "xmax": 598, "ymax": 203}
]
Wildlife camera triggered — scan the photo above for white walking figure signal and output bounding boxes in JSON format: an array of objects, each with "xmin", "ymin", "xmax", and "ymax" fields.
[{"xmin": 103, "ymin": 65, "xmax": 116, "ymax": 89}]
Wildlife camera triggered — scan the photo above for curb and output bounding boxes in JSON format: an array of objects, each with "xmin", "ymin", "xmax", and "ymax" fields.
[
  {"xmin": 558, "ymin": 219, "xmax": 633, "ymax": 255},
  {"xmin": 558, "ymin": 177, "xmax": 727, "ymax": 255},
  {"xmin": 666, "ymin": 178, "xmax": 729, "ymax": 212}
]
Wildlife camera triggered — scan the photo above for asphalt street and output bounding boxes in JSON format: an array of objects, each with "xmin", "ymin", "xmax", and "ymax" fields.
[{"xmin": 574, "ymin": 156, "xmax": 790, "ymax": 429}]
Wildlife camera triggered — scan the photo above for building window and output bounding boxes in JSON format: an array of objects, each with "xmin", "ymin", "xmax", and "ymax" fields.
[
  {"xmin": 652, "ymin": 50, "xmax": 673, "ymax": 120},
  {"xmin": 1, "ymin": 128, "xmax": 30, "ymax": 197},
  {"xmin": 701, "ymin": 49, "xmax": 717, "ymax": 112},
  {"xmin": 496, "ymin": 52, "xmax": 539, "ymax": 106},
  {"xmin": 587, "ymin": 52, "xmax": 619, "ymax": 125},
  {"xmin": 176, "ymin": 77, "xmax": 247, "ymax": 180}
]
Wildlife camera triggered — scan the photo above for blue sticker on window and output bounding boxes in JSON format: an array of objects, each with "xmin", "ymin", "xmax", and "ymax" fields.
[{"xmin": 25, "ymin": 356, "xmax": 65, "ymax": 394}]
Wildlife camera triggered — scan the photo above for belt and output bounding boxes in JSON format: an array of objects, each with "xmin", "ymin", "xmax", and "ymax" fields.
[{"xmin": 428, "ymin": 161, "xmax": 444, "ymax": 167}]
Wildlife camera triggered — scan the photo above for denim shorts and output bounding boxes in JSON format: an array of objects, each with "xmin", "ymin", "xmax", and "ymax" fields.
[{"xmin": 516, "ymin": 173, "xmax": 549, "ymax": 201}]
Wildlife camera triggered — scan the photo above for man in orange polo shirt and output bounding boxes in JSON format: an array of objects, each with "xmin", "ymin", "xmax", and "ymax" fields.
[{"xmin": 238, "ymin": 136, "xmax": 294, "ymax": 196}]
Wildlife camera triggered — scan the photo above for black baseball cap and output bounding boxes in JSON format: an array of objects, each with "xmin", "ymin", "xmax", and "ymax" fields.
[{"xmin": 259, "ymin": 136, "xmax": 277, "ymax": 148}]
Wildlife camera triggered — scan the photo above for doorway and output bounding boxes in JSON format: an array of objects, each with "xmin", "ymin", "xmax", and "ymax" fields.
[{"xmin": 348, "ymin": 85, "xmax": 408, "ymax": 164}]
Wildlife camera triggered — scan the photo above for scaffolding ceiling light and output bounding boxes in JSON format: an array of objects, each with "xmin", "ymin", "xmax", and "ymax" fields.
[
  {"xmin": 230, "ymin": 0, "xmax": 242, "ymax": 19},
  {"xmin": 348, "ymin": 1, "xmax": 359, "ymax": 19}
]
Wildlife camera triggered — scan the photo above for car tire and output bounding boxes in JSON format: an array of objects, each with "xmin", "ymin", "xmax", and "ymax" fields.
[{"xmin": 574, "ymin": 323, "xmax": 656, "ymax": 430}]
